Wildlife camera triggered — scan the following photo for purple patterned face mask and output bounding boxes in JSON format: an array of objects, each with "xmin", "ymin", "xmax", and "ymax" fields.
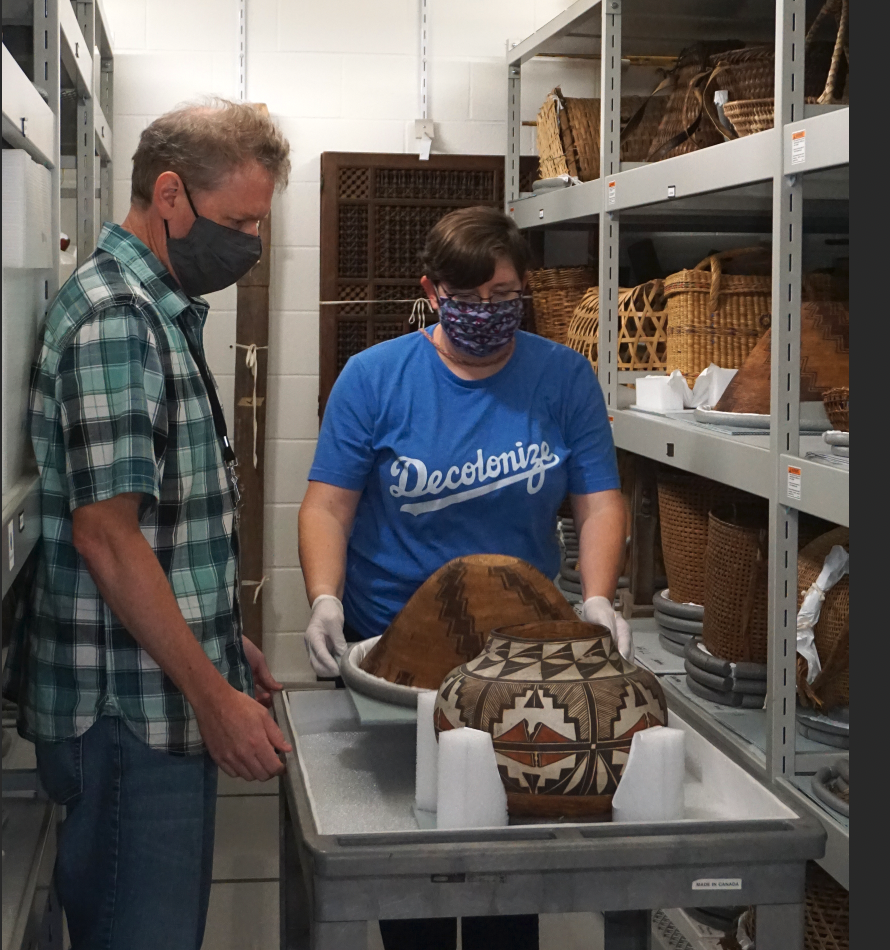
[{"xmin": 437, "ymin": 295, "xmax": 524, "ymax": 357}]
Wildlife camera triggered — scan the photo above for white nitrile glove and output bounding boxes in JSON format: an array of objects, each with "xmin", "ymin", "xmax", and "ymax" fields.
[
  {"xmin": 305, "ymin": 595, "xmax": 347, "ymax": 678},
  {"xmin": 581, "ymin": 595, "xmax": 634, "ymax": 663}
]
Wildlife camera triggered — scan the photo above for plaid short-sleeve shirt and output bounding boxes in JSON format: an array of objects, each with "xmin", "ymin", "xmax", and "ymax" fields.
[{"xmin": 4, "ymin": 223, "xmax": 253, "ymax": 754}]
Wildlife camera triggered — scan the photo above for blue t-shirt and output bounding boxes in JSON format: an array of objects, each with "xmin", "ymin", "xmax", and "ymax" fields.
[{"xmin": 308, "ymin": 329, "xmax": 620, "ymax": 639}]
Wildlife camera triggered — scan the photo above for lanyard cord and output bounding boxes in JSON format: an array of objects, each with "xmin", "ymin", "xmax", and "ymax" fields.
[{"xmin": 176, "ymin": 316, "xmax": 236, "ymax": 466}]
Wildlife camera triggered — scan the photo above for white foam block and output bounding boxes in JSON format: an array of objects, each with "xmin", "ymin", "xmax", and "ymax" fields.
[
  {"xmin": 635, "ymin": 375, "xmax": 686, "ymax": 412},
  {"xmin": 415, "ymin": 691, "xmax": 439, "ymax": 813},
  {"xmin": 436, "ymin": 728, "xmax": 508, "ymax": 830},
  {"xmin": 611, "ymin": 726, "xmax": 685, "ymax": 823}
]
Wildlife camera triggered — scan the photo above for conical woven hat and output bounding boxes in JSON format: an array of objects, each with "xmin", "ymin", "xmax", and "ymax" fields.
[
  {"xmin": 714, "ymin": 301, "xmax": 849, "ymax": 414},
  {"xmin": 359, "ymin": 554, "xmax": 577, "ymax": 691}
]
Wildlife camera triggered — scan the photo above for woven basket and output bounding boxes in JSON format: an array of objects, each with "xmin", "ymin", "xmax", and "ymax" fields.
[
  {"xmin": 527, "ymin": 266, "xmax": 595, "ymax": 345},
  {"xmin": 733, "ymin": 862, "xmax": 848, "ymax": 950},
  {"xmin": 643, "ymin": 41, "xmax": 746, "ymax": 162},
  {"xmin": 822, "ymin": 387, "xmax": 849, "ymax": 431},
  {"xmin": 804, "ymin": 861, "xmax": 849, "ymax": 950},
  {"xmin": 536, "ymin": 89, "xmax": 670, "ymax": 181},
  {"xmin": 703, "ymin": 502, "xmax": 771, "ymax": 664},
  {"xmin": 713, "ymin": 0, "xmax": 849, "ymax": 138},
  {"xmin": 566, "ymin": 281, "xmax": 668, "ymax": 373},
  {"xmin": 663, "ymin": 247, "xmax": 772, "ymax": 382},
  {"xmin": 656, "ymin": 471, "xmax": 748, "ymax": 608},
  {"xmin": 797, "ymin": 528, "xmax": 849, "ymax": 711}
]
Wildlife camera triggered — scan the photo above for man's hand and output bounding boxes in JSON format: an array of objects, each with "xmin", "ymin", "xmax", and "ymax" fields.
[
  {"xmin": 194, "ymin": 684, "xmax": 292, "ymax": 781},
  {"xmin": 581, "ymin": 595, "xmax": 634, "ymax": 662},
  {"xmin": 305, "ymin": 595, "xmax": 346, "ymax": 677},
  {"xmin": 242, "ymin": 636, "xmax": 283, "ymax": 707}
]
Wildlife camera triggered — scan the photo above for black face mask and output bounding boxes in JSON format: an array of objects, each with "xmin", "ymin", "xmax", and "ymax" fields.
[{"xmin": 164, "ymin": 180, "xmax": 263, "ymax": 297}]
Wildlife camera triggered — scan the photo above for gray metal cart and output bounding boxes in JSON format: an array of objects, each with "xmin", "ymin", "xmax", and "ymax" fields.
[{"xmin": 275, "ymin": 689, "xmax": 825, "ymax": 950}]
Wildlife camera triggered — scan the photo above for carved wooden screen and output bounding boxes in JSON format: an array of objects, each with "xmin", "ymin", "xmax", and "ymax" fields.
[{"xmin": 318, "ymin": 152, "xmax": 537, "ymax": 416}]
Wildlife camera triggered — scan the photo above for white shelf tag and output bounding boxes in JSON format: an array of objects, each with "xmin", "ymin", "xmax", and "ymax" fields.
[
  {"xmin": 692, "ymin": 878, "xmax": 742, "ymax": 891},
  {"xmin": 608, "ymin": 180, "xmax": 616, "ymax": 205},
  {"xmin": 7, "ymin": 521, "xmax": 15, "ymax": 572},
  {"xmin": 787, "ymin": 465, "xmax": 802, "ymax": 500},
  {"xmin": 791, "ymin": 129, "xmax": 806, "ymax": 166}
]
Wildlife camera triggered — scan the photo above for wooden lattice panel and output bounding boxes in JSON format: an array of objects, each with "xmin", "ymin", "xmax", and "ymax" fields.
[
  {"xmin": 320, "ymin": 154, "xmax": 536, "ymax": 415},
  {"xmin": 338, "ymin": 166, "xmax": 370, "ymax": 199},
  {"xmin": 375, "ymin": 204, "xmax": 461, "ymax": 279}
]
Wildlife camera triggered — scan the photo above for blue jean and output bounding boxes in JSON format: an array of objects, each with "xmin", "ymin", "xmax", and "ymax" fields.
[{"xmin": 35, "ymin": 715, "xmax": 218, "ymax": 950}]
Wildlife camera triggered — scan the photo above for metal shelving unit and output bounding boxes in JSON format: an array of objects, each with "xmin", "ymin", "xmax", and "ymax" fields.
[
  {"xmin": 2, "ymin": 0, "xmax": 114, "ymax": 596},
  {"xmin": 506, "ymin": 0, "xmax": 849, "ymax": 891}
]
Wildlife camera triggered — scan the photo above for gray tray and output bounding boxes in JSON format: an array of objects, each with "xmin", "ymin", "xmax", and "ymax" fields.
[{"xmin": 339, "ymin": 636, "xmax": 427, "ymax": 709}]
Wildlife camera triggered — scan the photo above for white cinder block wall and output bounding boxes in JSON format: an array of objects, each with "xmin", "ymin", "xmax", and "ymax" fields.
[{"xmin": 102, "ymin": 0, "xmax": 599, "ymax": 680}]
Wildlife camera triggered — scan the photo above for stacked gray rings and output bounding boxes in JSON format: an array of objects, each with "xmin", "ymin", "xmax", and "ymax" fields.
[
  {"xmin": 557, "ymin": 517, "xmax": 581, "ymax": 602},
  {"xmin": 811, "ymin": 757, "xmax": 849, "ymax": 817},
  {"xmin": 684, "ymin": 637, "xmax": 767, "ymax": 708},
  {"xmin": 652, "ymin": 588, "xmax": 703, "ymax": 657},
  {"xmin": 797, "ymin": 707, "xmax": 849, "ymax": 750}
]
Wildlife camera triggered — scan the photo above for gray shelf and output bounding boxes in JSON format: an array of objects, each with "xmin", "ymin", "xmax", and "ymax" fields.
[
  {"xmin": 1, "ymin": 476, "xmax": 41, "ymax": 599},
  {"xmin": 507, "ymin": 0, "xmax": 849, "ymax": 890},
  {"xmin": 612, "ymin": 408, "xmax": 773, "ymax": 499},
  {"xmin": 779, "ymin": 452, "xmax": 849, "ymax": 528},
  {"xmin": 2, "ymin": 1, "xmax": 114, "ymax": 594},
  {"xmin": 782, "ymin": 776, "xmax": 849, "ymax": 891},
  {"xmin": 785, "ymin": 108, "xmax": 850, "ymax": 176}
]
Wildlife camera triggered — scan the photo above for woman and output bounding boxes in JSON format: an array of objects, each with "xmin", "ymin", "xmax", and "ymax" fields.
[{"xmin": 298, "ymin": 206, "xmax": 629, "ymax": 950}]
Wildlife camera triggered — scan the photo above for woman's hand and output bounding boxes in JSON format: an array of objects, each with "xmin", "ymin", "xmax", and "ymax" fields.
[
  {"xmin": 305, "ymin": 595, "xmax": 347, "ymax": 677},
  {"xmin": 242, "ymin": 636, "xmax": 284, "ymax": 707},
  {"xmin": 581, "ymin": 595, "xmax": 634, "ymax": 662}
]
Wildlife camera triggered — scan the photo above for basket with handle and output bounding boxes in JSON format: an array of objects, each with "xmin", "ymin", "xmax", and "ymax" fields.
[
  {"xmin": 536, "ymin": 88, "xmax": 670, "ymax": 182},
  {"xmin": 716, "ymin": 0, "xmax": 849, "ymax": 137},
  {"xmin": 566, "ymin": 281, "xmax": 668, "ymax": 373},
  {"xmin": 663, "ymin": 246, "xmax": 772, "ymax": 382},
  {"xmin": 527, "ymin": 266, "xmax": 595, "ymax": 346}
]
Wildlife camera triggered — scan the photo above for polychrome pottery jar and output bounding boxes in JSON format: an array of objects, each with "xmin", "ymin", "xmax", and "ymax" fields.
[{"xmin": 434, "ymin": 620, "xmax": 668, "ymax": 818}]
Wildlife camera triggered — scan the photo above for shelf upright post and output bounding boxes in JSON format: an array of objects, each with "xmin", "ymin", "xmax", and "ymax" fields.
[
  {"xmin": 34, "ymin": 0, "xmax": 62, "ymax": 307},
  {"xmin": 597, "ymin": 0, "xmax": 621, "ymax": 412},
  {"xmin": 76, "ymin": 1, "xmax": 97, "ymax": 258},
  {"xmin": 767, "ymin": 0, "xmax": 805, "ymax": 784},
  {"xmin": 505, "ymin": 59, "xmax": 521, "ymax": 206},
  {"xmin": 99, "ymin": 47, "xmax": 114, "ymax": 228}
]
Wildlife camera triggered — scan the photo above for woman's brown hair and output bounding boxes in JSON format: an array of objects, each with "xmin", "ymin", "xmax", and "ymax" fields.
[{"xmin": 420, "ymin": 206, "xmax": 530, "ymax": 289}]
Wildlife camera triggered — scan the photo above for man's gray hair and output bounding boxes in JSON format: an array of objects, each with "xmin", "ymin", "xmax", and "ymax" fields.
[{"xmin": 130, "ymin": 97, "xmax": 290, "ymax": 206}]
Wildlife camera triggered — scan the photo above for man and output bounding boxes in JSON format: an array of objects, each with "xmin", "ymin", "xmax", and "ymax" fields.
[{"xmin": 3, "ymin": 99, "xmax": 291, "ymax": 949}]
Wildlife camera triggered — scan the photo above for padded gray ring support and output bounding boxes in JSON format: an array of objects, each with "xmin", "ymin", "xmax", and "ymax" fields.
[
  {"xmin": 659, "ymin": 633, "xmax": 687, "ymax": 657},
  {"xmin": 798, "ymin": 723, "xmax": 849, "ymax": 750},
  {"xmin": 652, "ymin": 589, "xmax": 704, "ymax": 622},
  {"xmin": 685, "ymin": 660, "xmax": 766, "ymax": 697},
  {"xmin": 812, "ymin": 762, "xmax": 849, "ymax": 817},
  {"xmin": 684, "ymin": 638, "xmax": 768, "ymax": 682},
  {"xmin": 339, "ymin": 636, "xmax": 427, "ymax": 708},
  {"xmin": 657, "ymin": 624, "xmax": 694, "ymax": 647},
  {"xmin": 798, "ymin": 708, "xmax": 849, "ymax": 737},
  {"xmin": 560, "ymin": 563, "xmax": 580, "ymax": 584},
  {"xmin": 686, "ymin": 675, "xmax": 765, "ymax": 709},
  {"xmin": 652, "ymin": 610, "xmax": 703, "ymax": 635}
]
